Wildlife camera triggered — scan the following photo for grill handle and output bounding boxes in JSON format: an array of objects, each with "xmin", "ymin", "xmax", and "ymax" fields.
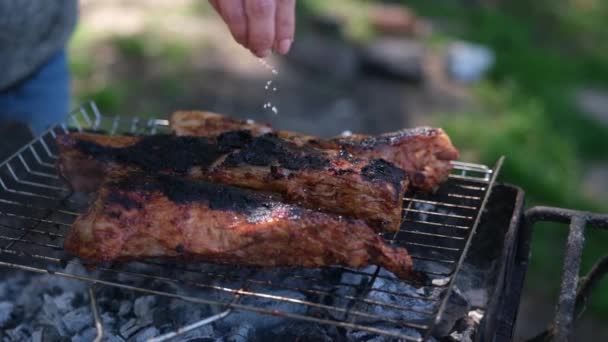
[{"xmin": 519, "ymin": 206, "xmax": 608, "ymax": 342}]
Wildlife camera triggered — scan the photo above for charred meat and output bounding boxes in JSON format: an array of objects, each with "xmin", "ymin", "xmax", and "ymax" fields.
[
  {"xmin": 170, "ymin": 110, "xmax": 273, "ymax": 137},
  {"xmin": 64, "ymin": 171, "xmax": 417, "ymax": 281},
  {"xmin": 170, "ymin": 111, "xmax": 459, "ymax": 190},
  {"xmin": 56, "ymin": 132, "xmax": 408, "ymax": 231}
]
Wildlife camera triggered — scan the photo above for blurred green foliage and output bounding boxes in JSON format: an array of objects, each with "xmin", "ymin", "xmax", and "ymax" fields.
[{"xmin": 403, "ymin": 0, "xmax": 608, "ymax": 318}]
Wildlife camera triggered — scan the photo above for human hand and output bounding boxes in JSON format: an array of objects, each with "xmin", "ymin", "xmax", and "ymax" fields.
[{"xmin": 209, "ymin": 0, "xmax": 296, "ymax": 58}]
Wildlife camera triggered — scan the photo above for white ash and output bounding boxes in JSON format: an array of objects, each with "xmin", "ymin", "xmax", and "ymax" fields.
[
  {"xmin": 0, "ymin": 254, "xmax": 487, "ymax": 342},
  {"xmin": 0, "ymin": 302, "xmax": 14, "ymax": 328}
]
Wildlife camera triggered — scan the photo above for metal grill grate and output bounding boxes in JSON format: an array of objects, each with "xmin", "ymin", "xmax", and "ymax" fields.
[{"xmin": 0, "ymin": 102, "xmax": 502, "ymax": 341}]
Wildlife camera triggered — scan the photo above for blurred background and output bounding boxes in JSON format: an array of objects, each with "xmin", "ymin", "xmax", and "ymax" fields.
[{"xmin": 70, "ymin": 0, "xmax": 607, "ymax": 339}]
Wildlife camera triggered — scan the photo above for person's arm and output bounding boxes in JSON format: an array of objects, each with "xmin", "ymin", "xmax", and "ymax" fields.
[{"xmin": 209, "ymin": 0, "xmax": 295, "ymax": 57}]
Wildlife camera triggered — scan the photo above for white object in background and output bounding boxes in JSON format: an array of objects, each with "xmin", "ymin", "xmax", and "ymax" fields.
[{"xmin": 446, "ymin": 41, "xmax": 495, "ymax": 83}]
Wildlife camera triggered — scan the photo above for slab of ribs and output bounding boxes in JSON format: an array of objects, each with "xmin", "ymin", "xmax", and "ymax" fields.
[{"xmin": 58, "ymin": 111, "xmax": 459, "ymax": 282}]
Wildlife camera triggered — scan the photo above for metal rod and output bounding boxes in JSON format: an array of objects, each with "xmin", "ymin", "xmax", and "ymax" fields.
[
  {"xmin": 402, "ymin": 208, "xmax": 473, "ymax": 220},
  {"xmin": 70, "ymin": 115, "xmax": 83, "ymax": 133},
  {"xmin": 447, "ymin": 193, "xmax": 482, "ymax": 201},
  {"xmin": 521, "ymin": 206, "xmax": 608, "ymax": 341},
  {"xmin": 6, "ymin": 164, "xmax": 64, "ymax": 190},
  {"xmin": 400, "ymin": 230, "xmax": 465, "ymax": 241},
  {"xmin": 28, "ymin": 145, "xmax": 55, "ymax": 169},
  {"xmin": 0, "ymin": 222, "xmax": 65, "ymax": 238},
  {"xmin": 0, "ymin": 198, "xmax": 78, "ymax": 216},
  {"xmin": 0, "ymin": 211, "xmax": 71, "ymax": 226},
  {"xmin": 575, "ymin": 255, "xmax": 608, "ymax": 318},
  {"xmin": 38, "ymin": 137, "xmax": 57, "ymax": 159},
  {"xmin": 530, "ymin": 255, "xmax": 608, "ymax": 341},
  {"xmin": 425, "ymin": 156, "xmax": 504, "ymax": 340},
  {"xmin": 0, "ymin": 177, "xmax": 62, "ymax": 200},
  {"xmin": 88, "ymin": 286, "xmax": 104, "ymax": 342},
  {"xmin": 147, "ymin": 310, "xmax": 232, "ymax": 342},
  {"xmin": 404, "ymin": 198, "xmax": 477, "ymax": 210},
  {"xmin": 553, "ymin": 216, "xmax": 586, "ymax": 342},
  {"xmin": 402, "ymin": 219, "xmax": 470, "ymax": 230},
  {"xmin": 447, "ymin": 174, "xmax": 491, "ymax": 183},
  {"xmin": 17, "ymin": 154, "xmax": 59, "ymax": 179},
  {"xmin": 130, "ymin": 117, "xmax": 140, "ymax": 133},
  {"xmin": 110, "ymin": 116, "xmax": 120, "ymax": 135},
  {"xmin": 79, "ymin": 106, "xmax": 93, "ymax": 127},
  {"xmin": 90, "ymin": 101, "xmax": 102, "ymax": 129},
  {"xmin": 525, "ymin": 206, "xmax": 608, "ymax": 229}
]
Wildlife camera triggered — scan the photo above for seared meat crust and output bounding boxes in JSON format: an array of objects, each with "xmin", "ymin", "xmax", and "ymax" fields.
[
  {"xmin": 56, "ymin": 132, "xmax": 407, "ymax": 231},
  {"xmin": 64, "ymin": 171, "xmax": 417, "ymax": 281},
  {"xmin": 170, "ymin": 111, "xmax": 459, "ymax": 190}
]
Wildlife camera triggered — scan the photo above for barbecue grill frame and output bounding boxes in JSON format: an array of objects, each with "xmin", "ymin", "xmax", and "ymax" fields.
[{"xmin": 0, "ymin": 101, "xmax": 532, "ymax": 341}]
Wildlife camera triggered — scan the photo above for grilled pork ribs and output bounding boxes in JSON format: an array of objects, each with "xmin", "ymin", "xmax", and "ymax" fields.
[
  {"xmin": 170, "ymin": 111, "xmax": 459, "ymax": 191},
  {"xmin": 57, "ymin": 132, "xmax": 408, "ymax": 232},
  {"xmin": 64, "ymin": 170, "xmax": 419, "ymax": 281}
]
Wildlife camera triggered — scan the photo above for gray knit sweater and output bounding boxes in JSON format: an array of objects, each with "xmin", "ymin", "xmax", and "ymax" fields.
[{"xmin": 0, "ymin": 0, "xmax": 78, "ymax": 91}]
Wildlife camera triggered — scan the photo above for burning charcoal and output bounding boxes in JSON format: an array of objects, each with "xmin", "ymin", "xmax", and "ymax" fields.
[
  {"xmin": 348, "ymin": 325, "xmax": 423, "ymax": 342},
  {"xmin": 5, "ymin": 324, "xmax": 32, "ymax": 341},
  {"xmin": 346, "ymin": 330, "xmax": 385, "ymax": 342},
  {"xmin": 119, "ymin": 318, "xmax": 141, "ymax": 340},
  {"xmin": 356, "ymin": 277, "xmax": 434, "ymax": 324},
  {"xmin": 268, "ymin": 322, "xmax": 333, "ymax": 342},
  {"xmin": 72, "ymin": 327, "xmax": 97, "ymax": 342},
  {"xmin": 432, "ymin": 287, "xmax": 470, "ymax": 337},
  {"xmin": 224, "ymin": 323, "xmax": 255, "ymax": 342},
  {"xmin": 219, "ymin": 291, "xmax": 307, "ymax": 330},
  {"xmin": 42, "ymin": 295, "xmax": 69, "ymax": 337},
  {"xmin": 55, "ymin": 263, "xmax": 89, "ymax": 292},
  {"xmin": 131, "ymin": 326, "xmax": 159, "ymax": 342},
  {"xmin": 152, "ymin": 310, "xmax": 172, "ymax": 332},
  {"xmin": 0, "ymin": 281, "xmax": 7, "ymax": 299},
  {"xmin": 38, "ymin": 325, "xmax": 64, "ymax": 342},
  {"xmin": 62, "ymin": 307, "xmax": 93, "ymax": 335},
  {"xmin": 347, "ymin": 330, "xmax": 391, "ymax": 342},
  {"xmin": 16, "ymin": 281, "xmax": 44, "ymax": 316},
  {"xmin": 118, "ymin": 301, "xmax": 132, "ymax": 317},
  {"xmin": 52, "ymin": 292, "xmax": 76, "ymax": 314},
  {"xmin": 133, "ymin": 296, "xmax": 157, "ymax": 320},
  {"xmin": 171, "ymin": 323, "xmax": 214, "ymax": 341},
  {"xmin": 455, "ymin": 265, "xmax": 489, "ymax": 308},
  {"xmin": 30, "ymin": 329, "xmax": 43, "ymax": 342},
  {"xmin": 104, "ymin": 332, "xmax": 126, "ymax": 342},
  {"xmin": 168, "ymin": 300, "xmax": 206, "ymax": 327},
  {"xmin": 0, "ymin": 302, "xmax": 14, "ymax": 328},
  {"xmin": 340, "ymin": 266, "xmax": 377, "ymax": 286},
  {"xmin": 102, "ymin": 312, "xmax": 116, "ymax": 329}
]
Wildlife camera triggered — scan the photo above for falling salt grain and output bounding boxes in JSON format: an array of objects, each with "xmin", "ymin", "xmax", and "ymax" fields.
[{"xmin": 258, "ymin": 58, "xmax": 280, "ymax": 115}]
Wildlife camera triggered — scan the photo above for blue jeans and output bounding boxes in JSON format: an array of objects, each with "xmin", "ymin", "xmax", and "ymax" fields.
[{"xmin": 0, "ymin": 49, "xmax": 70, "ymax": 135}]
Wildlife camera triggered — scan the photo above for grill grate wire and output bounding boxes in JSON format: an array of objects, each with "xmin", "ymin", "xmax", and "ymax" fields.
[{"xmin": 0, "ymin": 102, "xmax": 502, "ymax": 341}]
